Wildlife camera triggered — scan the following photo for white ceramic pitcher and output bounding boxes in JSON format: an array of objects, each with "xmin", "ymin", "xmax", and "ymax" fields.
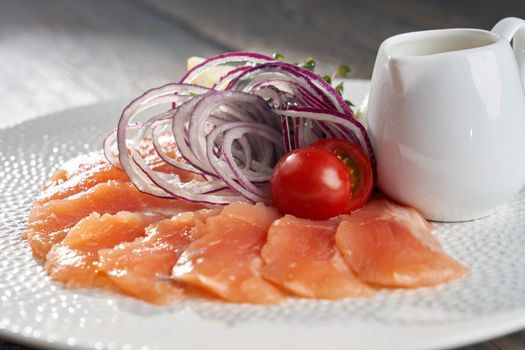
[{"xmin": 367, "ymin": 17, "xmax": 525, "ymax": 222}]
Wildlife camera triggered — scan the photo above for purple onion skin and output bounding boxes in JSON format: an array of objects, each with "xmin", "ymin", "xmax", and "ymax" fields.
[{"xmin": 106, "ymin": 53, "xmax": 375, "ymax": 205}]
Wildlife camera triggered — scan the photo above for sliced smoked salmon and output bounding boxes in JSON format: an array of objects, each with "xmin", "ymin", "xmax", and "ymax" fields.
[
  {"xmin": 335, "ymin": 197, "xmax": 468, "ymax": 288},
  {"xmin": 261, "ymin": 215, "xmax": 373, "ymax": 299},
  {"xmin": 171, "ymin": 203, "xmax": 285, "ymax": 304},
  {"xmin": 40, "ymin": 143, "xmax": 202, "ymax": 204},
  {"xmin": 26, "ymin": 136, "xmax": 469, "ymax": 305},
  {"xmin": 36, "ymin": 160, "xmax": 128, "ymax": 205},
  {"xmin": 42, "ymin": 152, "xmax": 110, "ymax": 190},
  {"xmin": 26, "ymin": 181, "xmax": 204, "ymax": 259},
  {"xmin": 45, "ymin": 211, "xmax": 160, "ymax": 288},
  {"xmin": 98, "ymin": 209, "xmax": 218, "ymax": 304}
]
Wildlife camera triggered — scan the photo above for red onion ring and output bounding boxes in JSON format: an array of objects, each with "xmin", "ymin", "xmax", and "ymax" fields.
[{"xmin": 105, "ymin": 53, "xmax": 375, "ymax": 206}]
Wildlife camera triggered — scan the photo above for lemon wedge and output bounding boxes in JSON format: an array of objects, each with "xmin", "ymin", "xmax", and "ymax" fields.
[
  {"xmin": 354, "ymin": 93, "xmax": 368, "ymax": 126},
  {"xmin": 186, "ymin": 56, "xmax": 234, "ymax": 88}
]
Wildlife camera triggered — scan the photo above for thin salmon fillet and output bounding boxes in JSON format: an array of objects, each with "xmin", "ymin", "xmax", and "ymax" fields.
[
  {"xmin": 40, "ymin": 143, "xmax": 202, "ymax": 204},
  {"xmin": 45, "ymin": 211, "xmax": 160, "ymax": 289},
  {"xmin": 261, "ymin": 215, "xmax": 373, "ymax": 299},
  {"xmin": 36, "ymin": 161, "xmax": 129, "ymax": 205},
  {"xmin": 42, "ymin": 152, "xmax": 110, "ymax": 190},
  {"xmin": 98, "ymin": 209, "xmax": 219, "ymax": 304},
  {"xmin": 172, "ymin": 203, "xmax": 285, "ymax": 304},
  {"xmin": 26, "ymin": 181, "xmax": 204, "ymax": 259},
  {"xmin": 335, "ymin": 197, "xmax": 468, "ymax": 288}
]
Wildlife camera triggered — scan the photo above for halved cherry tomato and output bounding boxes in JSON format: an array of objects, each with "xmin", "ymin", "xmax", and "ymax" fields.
[
  {"xmin": 270, "ymin": 147, "xmax": 351, "ymax": 220},
  {"xmin": 312, "ymin": 138, "xmax": 373, "ymax": 212}
]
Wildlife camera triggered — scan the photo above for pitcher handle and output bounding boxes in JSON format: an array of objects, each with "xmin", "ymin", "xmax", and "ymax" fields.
[{"xmin": 492, "ymin": 17, "xmax": 525, "ymax": 86}]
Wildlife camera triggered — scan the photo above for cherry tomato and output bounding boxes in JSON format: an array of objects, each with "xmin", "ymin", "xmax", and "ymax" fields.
[
  {"xmin": 270, "ymin": 147, "xmax": 351, "ymax": 220},
  {"xmin": 312, "ymin": 138, "xmax": 373, "ymax": 212}
]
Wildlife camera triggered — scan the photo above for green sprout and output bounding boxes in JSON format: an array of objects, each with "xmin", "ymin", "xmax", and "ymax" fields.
[
  {"xmin": 267, "ymin": 56, "xmax": 354, "ymax": 108},
  {"xmin": 335, "ymin": 82, "xmax": 344, "ymax": 96},
  {"xmin": 334, "ymin": 64, "xmax": 351, "ymax": 78},
  {"xmin": 344, "ymin": 99, "xmax": 355, "ymax": 107},
  {"xmin": 272, "ymin": 53, "xmax": 285, "ymax": 61},
  {"xmin": 300, "ymin": 57, "xmax": 316, "ymax": 71}
]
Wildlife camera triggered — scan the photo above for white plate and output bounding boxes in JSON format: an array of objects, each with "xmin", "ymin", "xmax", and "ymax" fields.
[{"xmin": 1, "ymin": 80, "xmax": 525, "ymax": 350}]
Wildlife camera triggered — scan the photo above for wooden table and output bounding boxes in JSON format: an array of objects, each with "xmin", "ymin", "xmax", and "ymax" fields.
[{"xmin": 1, "ymin": 0, "xmax": 524, "ymax": 349}]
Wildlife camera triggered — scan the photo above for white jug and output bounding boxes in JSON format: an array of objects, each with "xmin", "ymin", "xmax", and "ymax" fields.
[{"xmin": 367, "ymin": 17, "xmax": 525, "ymax": 222}]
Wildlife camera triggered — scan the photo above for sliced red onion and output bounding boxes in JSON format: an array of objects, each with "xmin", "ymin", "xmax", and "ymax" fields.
[
  {"xmin": 151, "ymin": 124, "xmax": 203, "ymax": 175},
  {"xmin": 206, "ymin": 122, "xmax": 282, "ymax": 203},
  {"xmin": 110, "ymin": 84, "xmax": 286, "ymax": 204},
  {"xmin": 103, "ymin": 129, "xmax": 120, "ymax": 169},
  {"xmin": 131, "ymin": 151, "xmax": 244, "ymax": 204},
  {"xmin": 228, "ymin": 68, "xmax": 330, "ymax": 108},
  {"xmin": 180, "ymin": 52, "xmax": 275, "ymax": 85},
  {"xmin": 106, "ymin": 53, "xmax": 375, "ymax": 206},
  {"xmin": 225, "ymin": 62, "xmax": 347, "ymax": 112},
  {"xmin": 273, "ymin": 106, "xmax": 375, "ymax": 163}
]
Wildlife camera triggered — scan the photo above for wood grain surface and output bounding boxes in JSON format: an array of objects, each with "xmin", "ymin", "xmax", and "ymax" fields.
[
  {"xmin": 1, "ymin": 0, "xmax": 525, "ymax": 349},
  {"xmin": 142, "ymin": 0, "xmax": 525, "ymax": 77},
  {"xmin": 0, "ymin": 0, "xmax": 224, "ymax": 126}
]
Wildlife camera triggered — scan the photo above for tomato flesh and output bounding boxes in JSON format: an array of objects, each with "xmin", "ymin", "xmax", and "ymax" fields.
[
  {"xmin": 270, "ymin": 147, "xmax": 351, "ymax": 220},
  {"xmin": 312, "ymin": 138, "xmax": 374, "ymax": 212}
]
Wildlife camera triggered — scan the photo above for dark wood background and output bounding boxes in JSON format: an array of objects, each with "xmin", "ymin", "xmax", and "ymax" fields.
[
  {"xmin": 142, "ymin": 0, "xmax": 525, "ymax": 77},
  {"xmin": 1, "ymin": 0, "xmax": 525, "ymax": 349}
]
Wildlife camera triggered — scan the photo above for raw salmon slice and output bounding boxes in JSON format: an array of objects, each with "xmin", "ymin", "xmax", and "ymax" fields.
[
  {"xmin": 42, "ymin": 152, "xmax": 110, "ymax": 190},
  {"xmin": 335, "ymin": 197, "xmax": 468, "ymax": 288},
  {"xmin": 45, "ymin": 211, "xmax": 160, "ymax": 288},
  {"xmin": 261, "ymin": 216, "xmax": 373, "ymax": 299},
  {"xmin": 26, "ymin": 181, "xmax": 204, "ymax": 259},
  {"xmin": 172, "ymin": 203, "xmax": 285, "ymax": 304},
  {"xmin": 40, "ymin": 141, "xmax": 202, "ymax": 204},
  {"xmin": 99, "ymin": 209, "xmax": 219, "ymax": 304},
  {"xmin": 36, "ymin": 159, "xmax": 129, "ymax": 205}
]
